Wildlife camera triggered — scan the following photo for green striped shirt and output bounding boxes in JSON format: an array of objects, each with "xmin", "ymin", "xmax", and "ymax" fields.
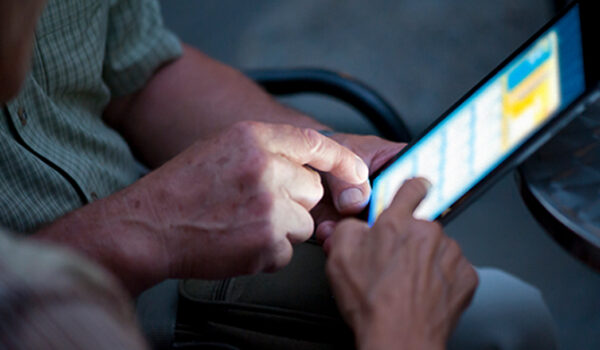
[{"xmin": 0, "ymin": 0, "xmax": 182, "ymax": 233}]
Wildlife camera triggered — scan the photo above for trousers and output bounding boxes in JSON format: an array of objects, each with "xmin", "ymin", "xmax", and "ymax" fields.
[
  {"xmin": 449, "ymin": 267, "xmax": 557, "ymax": 349},
  {"xmin": 137, "ymin": 242, "xmax": 558, "ymax": 349}
]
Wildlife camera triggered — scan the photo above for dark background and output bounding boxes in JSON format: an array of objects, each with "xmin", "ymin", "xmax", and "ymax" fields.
[{"xmin": 159, "ymin": 1, "xmax": 599, "ymax": 348}]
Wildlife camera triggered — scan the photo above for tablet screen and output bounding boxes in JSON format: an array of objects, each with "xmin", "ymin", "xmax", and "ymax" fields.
[{"xmin": 368, "ymin": 5, "xmax": 586, "ymax": 224}]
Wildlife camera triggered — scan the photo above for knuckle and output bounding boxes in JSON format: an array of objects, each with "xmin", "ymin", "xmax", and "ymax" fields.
[
  {"xmin": 416, "ymin": 220, "xmax": 444, "ymax": 239},
  {"xmin": 260, "ymin": 154, "xmax": 277, "ymax": 179},
  {"xmin": 240, "ymin": 225, "xmax": 278, "ymax": 274},
  {"xmin": 461, "ymin": 262, "xmax": 479, "ymax": 291},
  {"xmin": 309, "ymin": 166, "xmax": 323, "ymax": 185},
  {"xmin": 325, "ymin": 245, "xmax": 351, "ymax": 274},
  {"xmin": 229, "ymin": 121, "xmax": 264, "ymax": 149},
  {"xmin": 446, "ymin": 238, "xmax": 462, "ymax": 256},
  {"xmin": 375, "ymin": 216, "xmax": 401, "ymax": 235},
  {"xmin": 248, "ymin": 223, "xmax": 271, "ymax": 246},
  {"xmin": 232, "ymin": 120, "xmax": 261, "ymax": 137},
  {"xmin": 263, "ymin": 255, "xmax": 291, "ymax": 273},
  {"xmin": 261, "ymin": 240, "xmax": 293, "ymax": 273},
  {"xmin": 292, "ymin": 212, "xmax": 315, "ymax": 243},
  {"xmin": 257, "ymin": 225, "xmax": 279, "ymax": 248},
  {"xmin": 249, "ymin": 191, "xmax": 274, "ymax": 217},
  {"xmin": 301, "ymin": 128, "xmax": 324, "ymax": 155},
  {"xmin": 239, "ymin": 149, "xmax": 272, "ymax": 185},
  {"xmin": 252, "ymin": 242, "xmax": 280, "ymax": 273},
  {"xmin": 455, "ymin": 255, "xmax": 478, "ymax": 289},
  {"xmin": 408, "ymin": 219, "xmax": 430, "ymax": 235},
  {"xmin": 408, "ymin": 220, "xmax": 446, "ymax": 251},
  {"xmin": 313, "ymin": 188, "xmax": 325, "ymax": 208},
  {"xmin": 307, "ymin": 171, "xmax": 325, "ymax": 207}
]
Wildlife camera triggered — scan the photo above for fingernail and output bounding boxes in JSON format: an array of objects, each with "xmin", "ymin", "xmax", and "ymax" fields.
[
  {"xmin": 319, "ymin": 221, "xmax": 336, "ymax": 237},
  {"xmin": 355, "ymin": 156, "xmax": 369, "ymax": 182},
  {"xmin": 417, "ymin": 178, "xmax": 432, "ymax": 192},
  {"xmin": 338, "ymin": 187, "xmax": 365, "ymax": 210}
]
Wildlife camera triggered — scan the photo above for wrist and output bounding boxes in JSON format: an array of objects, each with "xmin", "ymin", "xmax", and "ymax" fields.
[
  {"xmin": 355, "ymin": 314, "xmax": 445, "ymax": 350},
  {"xmin": 33, "ymin": 183, "xmax": 170, "ymax": 295},
  {"xmin": 359, "ymin": 330, "xmax": 445, "ymax": 350}
]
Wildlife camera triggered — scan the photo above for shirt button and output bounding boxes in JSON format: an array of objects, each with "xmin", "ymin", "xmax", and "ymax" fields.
[
  {"xmin": 90, "ymin": 192, "xmax": 99, "ymax": 201},
  {"xmin": 17, "ymin": 107, "xmax": 27, "ymax": 126}
]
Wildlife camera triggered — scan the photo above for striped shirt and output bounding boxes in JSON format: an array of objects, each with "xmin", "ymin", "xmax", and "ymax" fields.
[{"xmin": 0, "ymin": 0, "xmax": 182, "ymax": 233}]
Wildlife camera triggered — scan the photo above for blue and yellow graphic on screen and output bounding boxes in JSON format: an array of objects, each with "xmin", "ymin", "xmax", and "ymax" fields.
[
  {"xmin": 502, "ymin": 34, "xmax": 560, "ymax": 150},
  {"xmin": 368, "ymin": 5, "xmax": 585, "ymax": 225}
]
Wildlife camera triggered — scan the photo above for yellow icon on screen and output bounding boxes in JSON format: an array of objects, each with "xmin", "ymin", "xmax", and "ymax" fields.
[{"xmin": 502, "ymin": 32, "xmax": 561, "ymax": 150}]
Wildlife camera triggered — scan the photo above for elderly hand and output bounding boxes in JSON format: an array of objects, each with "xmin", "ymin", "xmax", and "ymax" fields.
[
  {"xmin": 322, "ymin": 178, "xmax": 478, "ymax": 350},
  {"xmin": 137, "ymin": 121, "xmax": 369, "ymax": 279},
  {"xmin": 311, "ymin": 133, "xmax": 405, "ymax": 226}
]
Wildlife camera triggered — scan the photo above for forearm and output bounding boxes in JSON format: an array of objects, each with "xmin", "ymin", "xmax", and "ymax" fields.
[
  {"xmin": 357, "ymin": 325, "xmax": 445, "ymax": 350},
  {"xmin": 104, "ymin": 44, "xmax": 329, "ymax": 168},
  {"xmin": 0, "ymin": 0, "xmax": 47, "ymax": 102},
  {"xmin": 32, "ymin": 183, "xmax": 170, "ymax": 296}
]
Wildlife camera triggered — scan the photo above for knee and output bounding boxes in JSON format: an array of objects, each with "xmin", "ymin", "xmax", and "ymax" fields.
[{"xmin": 448, "ymin": 268, "xmax": 557, "ymax": 350}]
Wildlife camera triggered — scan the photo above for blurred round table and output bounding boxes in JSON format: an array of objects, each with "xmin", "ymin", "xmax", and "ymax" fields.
[{"xmin": 519, "ymin": 99, "xmax": 600, "ymax": 271}]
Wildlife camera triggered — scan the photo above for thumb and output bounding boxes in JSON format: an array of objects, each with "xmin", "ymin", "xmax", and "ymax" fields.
[{"xmin": 326, "ymin": 173, "xmax": 371, "ymax": 215}]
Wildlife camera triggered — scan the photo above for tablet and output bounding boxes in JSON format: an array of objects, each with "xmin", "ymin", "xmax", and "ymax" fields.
[{"xmin": 368, "ymin": 0, "xmax": 600, "ymax": 225}]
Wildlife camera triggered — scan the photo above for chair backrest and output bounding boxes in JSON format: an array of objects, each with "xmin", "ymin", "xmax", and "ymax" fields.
[{"xmin": 246, "ymin": 68, "xmax": 412, "ymax": 143}]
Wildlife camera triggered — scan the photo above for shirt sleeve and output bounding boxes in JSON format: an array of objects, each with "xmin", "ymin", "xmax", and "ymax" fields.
[{"xmin": 103, "ymin": 0, "xmax": 183, "ymax": 97}]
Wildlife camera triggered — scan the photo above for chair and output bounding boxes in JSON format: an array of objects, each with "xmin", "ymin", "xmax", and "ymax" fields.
[{"xmin": 246, "ymin": 68, "xmax": 411, "ymax": 142}]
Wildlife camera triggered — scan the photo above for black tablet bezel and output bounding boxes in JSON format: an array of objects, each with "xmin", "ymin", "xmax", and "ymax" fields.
[{"xmin": 367, "ymin": 0, "xmax": 600, "ymax": 225}]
